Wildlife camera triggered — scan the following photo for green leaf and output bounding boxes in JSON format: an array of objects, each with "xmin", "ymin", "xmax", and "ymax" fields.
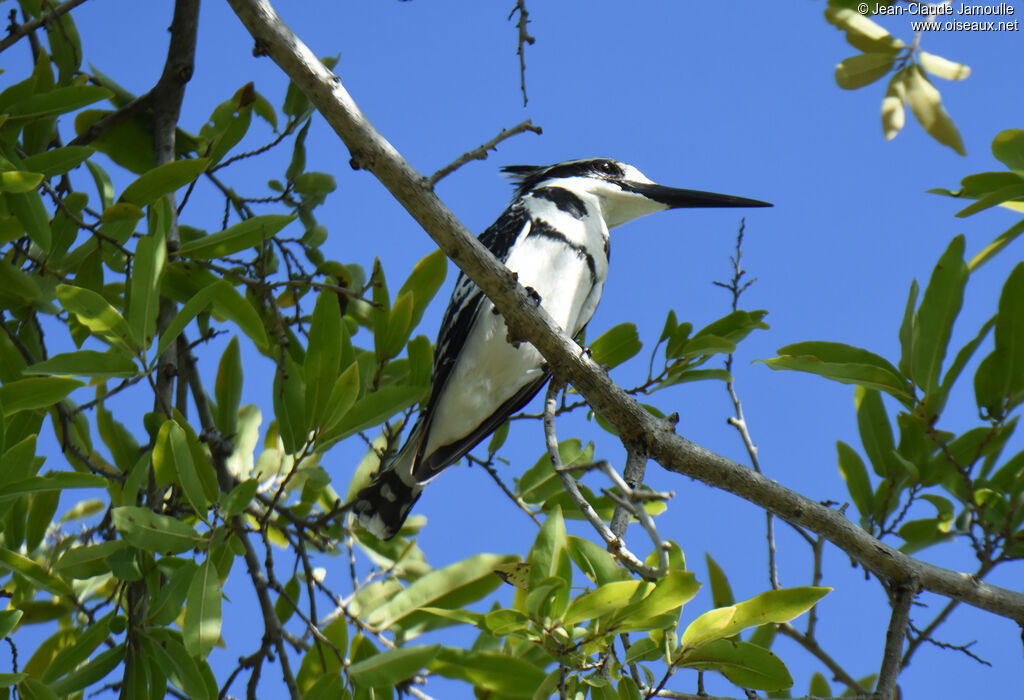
[
  {"xmin": 18, "ymin": 676, "xmax": 61, "ymax": 700},
  {"xmin": 0, "ymin": 473, "xmax": 106, "ymax": 502},
  {"xmin": 23, "ymin": 349, "xmax": 137, "ymax": 379},
  {"xmin": 382, "ymin": 291, "xmax": 414, "ymax": 359},
  {"xmin": 529, "ymin": 507, "xmax": 570, "ymax": 590},
  {"xmin": 856, "ymin": 387, "xmax": 902, "ymax": 479},
  {"xmin": 273, "ymin": 357, "xmax": 307, "ymax": 454},
  {"xmin": 20, "ymin": 146, "xmax": 94, "ymax": 177},
  {"xmin": 762, "ymin": 341, "xmax": 912, "ymax": 403},
  {"xmin": 119, "ymin": 159, "xmax": 209, "ymax": 207},
  {"xmin": 0, "ymin": 546, "xmax": 72, "ymax": 597},
  {"xmin": 837, "ymin": 441, "xmax": 874, "ymax": 520},
  {"xmin": 904, "ymin": 64, "xmax": 965, "ymax": 156},
  {"xmin": 48, "ymin": 643, "xmax": 125, "ymax": 697},
  {"xmin": 319, "ymin": 363, "xmax": 361, "ymax": 437},
  {"xmin": 215, "ymin": 337, "xmax": 243, "ymax": 436},
  {"xmin": 323, "ymin": 383, "xmax": 421, "ymax": 444},
  {"xmin": 677, "ymin": 334, "xmax": 735, "ymax": 358},
  {"xmin": 142, "ymin": 631, "xmax": 211, "ymax": 700},
  {"xmin": 0, "ymin": 376, "xmax": 84, "ymax": 414},
  {"xmin": 305, "ymin": 291, "xmax": 343, "ymax": 425},
  {"xmin": 222, "ymin": 478, "xmax": 259, "ymax": 518},
  {"xmin": 969, "ymin": 219, "xmax": 1024, "ymax": 272},
  {"xmin": 955, "ymin": 183, "xmax": 1024, "ymax": 218},
  {"xmin": 933, "ymin": 317, "xmax": 995, "ymax": 418},
  {"xmin": 57, "ymin": 284, "xmax": 138, "ymax": 354},
  {"xmin": 912, "ymin": 235, "xmax": 966, "ymax": 396},
  {"xmin": 112, "ymin": 506, "xmax": 204, "ymax": 555},
  {"xmin": 0, "ymin": 171, "xmax": 44, "ymax": 193},
  {"xmin": 835, "ymin": 52, "xmax": 895, "ymax": 89},
  {"xmin": 681, "ymin": 587, "xmax": 830, "ymax": 649},
  {"xmin": 209, "ymin": 282, "xmax": 269, "ymax": 351},
  {"xmin": 7, "ymin": 85, "xmax": 109, "ymax": 118},
  {"xmin": 993, "ymin": 264, "xmax": 1024, "ymax": 408},
  {"xmin": 349, "ymin": 644, "xmax": 439, "ymax": 688},
  {"xmin": 154, "ymin": 420, "xmax": 208, "ymax": 519},
  {"xmin": 0, "ymin": 609, "xmax": 22, "ymax": 638},
  {"xmin": 147, "ymin": 562, "xmax": 197, "ymax": 626},
  {"xmin": 396, "ymin": 248, "xmax": 448, "ymax": 333},
  {"xmin": 680, "ymin": 639, "xmax": 792, "ymax": 691},
  {"xmin": 296, "ymin": 617, "xmax": 348, "ymax": 694},
  {"xmin": 993, "ymin": 128, "xmax": 1024, "ymax": 172},
  {"xmin": 616, "ymin": 570, "xmax": 700, "ymax": 631},
  {"xmin": 7, "ymin": 189, "xmax": 51, "ymax": 252},
  {"xmin": 430, "ymin": 649, "xmax": 547, "ymax": 699},
  {"xmin": 177, "ymin": 214, "xmax": 294, "ymax": 259},
  {"xmin": 564, "ymin": 580, "xmax": 649, "ymax": 626},
  {"xmin": 364, "ymin": 553, "xmax": 514, "ymax": 629},
  {"xmin": 567, "ymin": 535, "xmax": 626, "ymax": 585},
  {"xmin": 589, "ymin": 323, "xmax": 642, "ymax": 369},
  {"xmin": 301, "ymin": 673, "xmax": 344, "ymax": 700},
  {"xmin": 129, "ymin": 224, "xmax": 168, "ymax": 349},
  {"xmin": 184, "ymin": 560, "xmax": 221, "ymax": 658},
  {"xmin": 55, "ymin": 540, "xmax": 128, "ymax": 579},
  {"xmin": 705, "ymin": 553, "xmax": 734, "ymax": 607}
]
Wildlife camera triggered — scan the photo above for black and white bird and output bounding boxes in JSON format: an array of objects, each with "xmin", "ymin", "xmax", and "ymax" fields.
[{"xmin": 353, "ymin": 158, "xmax": 770, "ymax": 539}]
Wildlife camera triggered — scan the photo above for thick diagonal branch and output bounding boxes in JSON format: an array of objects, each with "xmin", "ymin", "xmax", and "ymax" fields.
[{"xmin": 226, "ymin": 0, "xmax": 1024, "ymax": 624}]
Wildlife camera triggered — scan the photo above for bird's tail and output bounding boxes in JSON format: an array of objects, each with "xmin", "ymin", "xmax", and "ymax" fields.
[{"xmin": 352, "ymin": 468, "xmax": 422, "ymax": 540}]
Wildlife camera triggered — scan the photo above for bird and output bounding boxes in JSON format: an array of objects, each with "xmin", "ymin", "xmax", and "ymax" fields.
[{"xmin": 353, "ymin": 158, "xmax": 771, "ymax": 539}]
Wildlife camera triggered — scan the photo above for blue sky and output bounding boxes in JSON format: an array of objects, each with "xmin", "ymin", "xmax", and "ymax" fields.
[{"xmin": 12, "ymin": 0, "xmax": 1024, "ymax": 697}]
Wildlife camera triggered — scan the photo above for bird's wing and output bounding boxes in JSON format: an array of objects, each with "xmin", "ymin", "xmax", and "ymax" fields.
[{"xmin": 408, "ymin": 203, "xmax": 539, "ymax": 482}]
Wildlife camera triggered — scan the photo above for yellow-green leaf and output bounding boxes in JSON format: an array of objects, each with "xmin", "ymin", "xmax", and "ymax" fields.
[
  {"xmin": 904, "ymin": 64, "xmax": 965, "ymax": 156},
  {"xmin": 918, "ymin": 51, "xmax": 970, "ymax": 81}
]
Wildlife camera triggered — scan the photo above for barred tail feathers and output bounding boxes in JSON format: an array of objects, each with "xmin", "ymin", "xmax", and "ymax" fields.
[{"xmin": 353, "ymin": 468, "xmax": 422, "ymax": 540}]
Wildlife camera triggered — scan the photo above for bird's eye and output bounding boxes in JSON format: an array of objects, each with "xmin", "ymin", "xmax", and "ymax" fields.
[{"xmin": 594, "ymin": 160, "xmax": 621, "ymax": 177}]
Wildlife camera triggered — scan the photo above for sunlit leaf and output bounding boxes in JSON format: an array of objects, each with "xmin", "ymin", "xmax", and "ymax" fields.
[
  {"xmin": 918, "ymin": 51, "xmax": 970, "ymax": 81},
  {"xmin": 904, "ymin": 64, "xmax": 965, "ymax": 156}
]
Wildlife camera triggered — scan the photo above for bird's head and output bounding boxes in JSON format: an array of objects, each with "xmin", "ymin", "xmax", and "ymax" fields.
[{"xmin": 503, "ymin": 158, "xmax": 771, "ymax": 229}]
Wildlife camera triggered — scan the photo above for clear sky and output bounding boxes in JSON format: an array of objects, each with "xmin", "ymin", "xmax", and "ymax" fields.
[{"xmin": 13, "ymin": 1, "xmax": 1024, "ymax": 697}]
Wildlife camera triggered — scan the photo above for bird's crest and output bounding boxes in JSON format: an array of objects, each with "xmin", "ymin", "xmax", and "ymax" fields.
[{"xmin": 501, "ymin": 159, "xmax": 625, "ymax": 197}]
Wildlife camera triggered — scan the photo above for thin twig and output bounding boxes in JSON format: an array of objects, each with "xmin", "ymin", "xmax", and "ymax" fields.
[
  {"xmin": 716, "ymin": 219, "xmax": 779, "ymax": 590},
  {"xmin": 507, "ymin": 0, "xmax": 534, "ymax": 105},
  {"xmin": 428, "ymin": 119, "xmax": 542, "ymax": 187},
  {"xmin": 543, "ymin": 382, "xmax": 661, "ymax": 579},
  {"xmin": 778, "ymin": 622, "xmax": 871, "ymax": 696},
  {"xmin": 467, "ymin": 454, "xmax": 542, "ymax": 527}
]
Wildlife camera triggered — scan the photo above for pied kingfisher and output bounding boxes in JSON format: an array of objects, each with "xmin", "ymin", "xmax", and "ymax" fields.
[{"xmin": 354, "ymin": 158, "xmax": 771, "ymax": 539}]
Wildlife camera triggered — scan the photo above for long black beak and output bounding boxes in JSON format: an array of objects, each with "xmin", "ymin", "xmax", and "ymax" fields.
[{"xmin": 621, "ymin": 181, "xmax": 772, "ymax": 209}]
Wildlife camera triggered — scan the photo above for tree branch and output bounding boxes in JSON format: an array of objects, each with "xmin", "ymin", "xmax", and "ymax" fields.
[
  {"xmin": 610, "ymin": 447, "xmax": 648, "ymax": 539},
  {"xmin": 225, "ymin": 0, "xmax": 1024, "ymax": 624},
  {"xmin": 0, "ymin": 0, "xmax": 88, "ymax": 54},
  {"xmin": 875, "ymin": 581, "xmax": 916, "ymax": 699}
]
